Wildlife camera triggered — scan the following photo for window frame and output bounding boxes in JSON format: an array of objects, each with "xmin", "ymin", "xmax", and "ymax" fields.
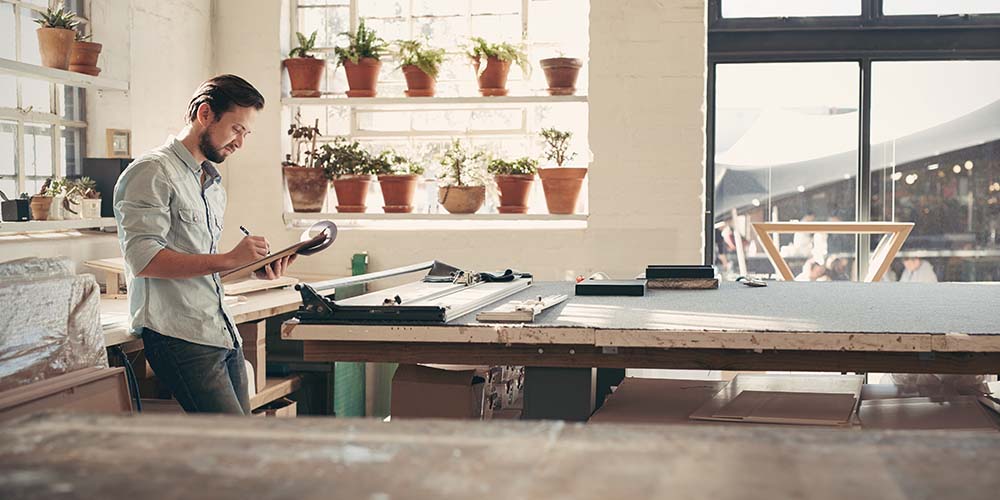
[
  {"xmin": 0, "ymin": 0, "xmax": 89, "ymax": 196},
  {"xmin": 705, "ymin": 0, "xmax": 1000, "ymax": 276}
]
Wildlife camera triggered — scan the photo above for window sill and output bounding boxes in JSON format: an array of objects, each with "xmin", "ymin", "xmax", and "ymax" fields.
[
  {"xmin": 283, "ymin": 212, "xmax": 587, "ymax": 231},
  {"xmin": 0, "ymin": 217, "xmax": 117, "ymax": 235},
  {"xmin": 0, "ymin": 58, "xmax": 128, "ymax": 92},
  {"xmin": 281, "ymin": 94, "xmax": 588, "ymax": 107}
]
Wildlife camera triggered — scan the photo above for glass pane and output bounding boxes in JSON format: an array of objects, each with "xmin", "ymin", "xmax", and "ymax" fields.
[
  {"xmin": 470, "ymin": 14, "xmax": 521, "ymax": 44},
  {"xmin": 20, "ymin": 7, "xmax": 41, "ymax": 65},
  {"xmin": 0, "ymin": 3, "xmax": 14, "ymax": 59},
  {"xmin": 63, "ymin": 0, "xmax": 88, "ymax": 18},
  {"xmin": 358, "ymin": 0, "xmax": 408, "ymax": 19},
  {"xmin": 714, "ymin": 62, "xmax": 860, "ymax": 281},
  {"xmin": 25, "ymin": 177, "xmax": 48, "ymax": 196},
  {"xmin": 472, "ymin": 0, "xmax": 520, "ymax": 15},
  {"xmin": 60, "ymin": 84, "xmax": 86, "ymax": 121},
  {"xmin": 0, "ymin": 179, "xmax": 16, "ymax": 200},
  {"xmin": 0, "ymin": 121, "xmax": 16, "ymax": 177},
  {"xmin": 297, "ymin": 6, "xmax": 349, "ymax": 48},
  {"xmin": 357, "ymin": 111, "xmax": 411, "ymax": 132},
  {"xmin": 21, "ymin": 78, "xmax": 51, "ymax": 114},
  {"xmin": 61, "ymin": 126, "xmax": 83, "ymax": 177},
  {"xmin": 415, "ymin": 15, "xmax": 468, "ymax": 49},
  {"xmin": 24, "ymin": 123, "xmax": 53, "ymax": 177},
  {"xmin": 722, "ymin": 0, "xmax": 861, "ymax": 18},
  {"xmin": 870, "ymin": 61, "xmax": 1000, "ymax": 282},
  {"xmin": 364, "ymin": 17, "xmax": 409, "ymax": 45},
  {"xmin": 0, "ymin": 76, "xmax": 15, "ymax": 109},
  {"xmin": 883, "ymin": 0, "xmax": 1000, "ymax": 16},
  {"xmin": 413, "ymin": 0, "xmax": 466, "ymax": 17}
]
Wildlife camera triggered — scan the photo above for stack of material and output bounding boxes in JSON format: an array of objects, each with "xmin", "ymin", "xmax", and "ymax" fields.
[
  {"xmin": 0, "ymin": 257, "xmax": 107, "ymax": 392},
  {"xmin": 858, "ymin": 383, "xmax": 1000, "ymax": 430},
  {"xmin": 589, "ymin": 378, "xmax": 727, "ymax": 424},
  {"xmin": 689, "ymin": 374, "xmax": 863, "ymax": 426}
]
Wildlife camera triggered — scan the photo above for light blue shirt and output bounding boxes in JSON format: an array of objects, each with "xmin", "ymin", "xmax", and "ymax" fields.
[{"xmin": 113, "ymin": 137, "xmax": 239, "ymax": 349}]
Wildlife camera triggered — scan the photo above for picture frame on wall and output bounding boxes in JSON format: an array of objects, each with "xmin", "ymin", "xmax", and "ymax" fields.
[{"xmin": 106, "ymin": 129, "xmax": 131, "ymax": 158}]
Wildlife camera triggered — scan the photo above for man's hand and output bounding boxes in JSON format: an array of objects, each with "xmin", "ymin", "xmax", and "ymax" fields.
[
  {"xmin": 253, "ymin": 255, "xmax": 296, "ymax": 280},
  {"xmin": 226, "ymin": 236, "xmax": 269, "ymax": 269}
]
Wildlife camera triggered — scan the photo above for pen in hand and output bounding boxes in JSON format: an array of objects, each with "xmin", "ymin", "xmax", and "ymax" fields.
[{"xmin": 239, "ymin": 225, "xmax": 270, "ymax": 256}]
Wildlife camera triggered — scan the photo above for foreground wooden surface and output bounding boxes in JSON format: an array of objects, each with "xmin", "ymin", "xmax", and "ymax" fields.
[{"xmin": 1, "ymin": 413, "xmax": 999, "ymax": 500}]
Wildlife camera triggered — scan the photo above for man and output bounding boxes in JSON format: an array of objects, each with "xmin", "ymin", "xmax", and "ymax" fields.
[
  {"xmin": 114, "ymin": 75, "xmax": 294, "ymax": 414},
  {"xmin": 899, "ymin": 257, "xmax": 938, "ymax": 283}
]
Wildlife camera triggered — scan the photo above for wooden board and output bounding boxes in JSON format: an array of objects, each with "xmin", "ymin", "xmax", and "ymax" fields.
[
  {"xmin": 0, "ymin": 368, "xmax": 131, "ymax": 421},
  {"xmin": 249, "ymin": 375, "xmax": 302, "ymax": 410},
  {"xmin": 710, "ymin": 390, "xmax": 857, "ymax": 425},
  {"xmin": 689, "ymin": 373, "xmax": 864, "ymax": 425},
  {"xmin": 4, "ymin": 413, "xmax": 1000, "ymax": 499},
  {"xmin": 223, "ymin": 276, "xmax": 299, "ymax": 296},
  {"xmin": 646, "ymin": 278, "xmax": 719, "ymax": 289},
  {"xmin": 859, "ymin": 396, "xmax": 999, "ymax": 430}
]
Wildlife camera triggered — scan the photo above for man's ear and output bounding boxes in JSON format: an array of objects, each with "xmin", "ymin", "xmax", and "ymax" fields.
[{"xmin": 197, "ymin": 103, "xmax": 216, "ymax": 126}]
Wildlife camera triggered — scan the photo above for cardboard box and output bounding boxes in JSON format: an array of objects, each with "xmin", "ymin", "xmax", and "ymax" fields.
[
  {"xmin": 589, "ymin": 377, "xmax": 727, "ymax": 424},
  {"xmin": 391, "ymin": 364, "xmax": 486, "ymax": 419},
  {"xmin": 253, "ymin": 397, "xmax": 297, "ymax": 418},
  {"xmin": 0, "ymin": 367, "xmax": 132, "ymax": 421},
  {"xmin": 238, "ymin": 322, "xmax": 266, "ymax": 393}
]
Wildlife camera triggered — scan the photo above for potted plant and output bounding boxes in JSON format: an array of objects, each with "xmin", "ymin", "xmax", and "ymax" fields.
[
  {"xmin": 540, "ymin": 56, "xmax": 583, "ymax": 95},
  {"xmin": 315, "ymin": 137, "xmax": 378, "ymax": 213},
  {"xmin": 334, "ymin": 18, "xmax": 388, "ymax": 98},
  {"xmin": 68, "ymin": 32, "xmax": 102, "ymax": 76},
  {"xmin": 437, "ymin": 139, "xmax": 489, "ymax": 214},
  {"xmin": 466, "ymin": 37, "xmax": 529, "ymax": 96},
  {"xmin": 282, "ymin": 116, "xmax": 327, "ymax": 212},
  {"xmin": 538, "ymin": 127, "xmax": 587, "ymax": 214},
  {"xmin": 395, "ymin": 39, "xmax": 446, "ymax": 97},
  {"xmin": 374, "ymin": 150, "xmax": 424, "ymax": 213},
  {"xmin": 35, "ymin": 5, "xmax": 78, "ymax": 70},
  {"xmin": 29, "ymin": 180, "xmax": 54, "ymax": 221},
  {"xmin": 61, "ymin": 179, "xmax": 83, "ymax": 220},
  {"xmin": 488, "ymin": 157, "xmax": 538, "ymax": 214},
  {"xmin": 284, "ymin": 31, "xmax": 326, "ymax": 98},
  {"xmin": 40, "ymin": 178, "xmax": 68, "ymax": 220},
  {"xmin": 75, "ymin": 177, "xmax": 102, "ymax": 218}
]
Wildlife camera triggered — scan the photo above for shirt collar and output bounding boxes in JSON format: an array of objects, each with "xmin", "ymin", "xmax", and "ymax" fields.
[{"xmin": 168, "ymin": 136, "xmax": 222, "ymax": 183}]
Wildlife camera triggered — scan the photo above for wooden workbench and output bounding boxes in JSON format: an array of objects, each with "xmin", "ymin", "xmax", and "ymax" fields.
[
  {"xmin": 284, "ymin": 280, "xmax": 1000, "ymax": 374},
  {"xmin": 2, "ymin": 412, "xmax": 999, "ymax": 499}
]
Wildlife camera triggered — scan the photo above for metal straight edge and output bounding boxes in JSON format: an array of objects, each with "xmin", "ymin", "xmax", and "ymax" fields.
[
  {"xmin": 440, "ymin": 279, "xmax": 534, "ymax": 322},
  {"xmin": 304, "ymin": 261, "xmax": 437, "ymax": 292}
]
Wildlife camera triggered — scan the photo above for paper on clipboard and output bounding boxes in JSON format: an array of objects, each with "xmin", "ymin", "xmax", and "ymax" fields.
[{"xmin": 219, "ymin": 220, "xmax": 337, "ymax": 284}]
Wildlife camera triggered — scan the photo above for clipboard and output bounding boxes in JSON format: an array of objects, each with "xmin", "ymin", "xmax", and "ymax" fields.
[{"xmin": 219, "ymin": 220, "xmax": 337, "ymax": 284}]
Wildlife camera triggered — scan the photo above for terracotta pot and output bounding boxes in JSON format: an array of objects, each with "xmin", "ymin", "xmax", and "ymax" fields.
[
  {"xmin": 82, "ymin": 199, "xmax": 102, "ymax": 219},
  {"xmin": 69, "ymin": 40, "xmax": 102, "ymax": 76},
  {"xmin": 494, "ymin": 174, "xmax": 535, "ymax": 214},
  {"xmin": 378, "ymin": 174, "xmax": 420, "ymax": 213},
  {"xmin": 284, "ymin": 57, "xmax": 326, "ymax": 98},
  {"xmin": 540, "ymin": 58, "xmax": 582, "ymax": 96},
  {"xmin": 438, "ymin": 185, "xmax": 485, "ymax": 214},
  {"xmin": 342, "ymin": 57, "xmax": 381, "ymax": 98},
  {"xmin": 36, "ymin": 28, "xmax": 75, "ymax": 70},
  {"xmin": 402, "ymin": 65, "xmax": 435, "ymax": 97},
  {"xmin": 333, "ymin": 174, "xmax": 374, "ymax": 213},
  {"xmin": 538, "ymin": 167, "xmax": 587, "ymax": 214},
  {"xmin": 473, "ymin": 56, "xmax": 511, "ymax": 96},
  {"xmin": 29, "ymin": 196, "xmax": 53, "ymax": 220},
  {"xmin": 283, "ymin": 166, "xmax": 329, "ymax": 212}
]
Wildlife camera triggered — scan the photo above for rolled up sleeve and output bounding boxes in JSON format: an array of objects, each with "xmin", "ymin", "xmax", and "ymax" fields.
[{"xmin": 113, "ymin": 160, "xmax": 172, "ymax": 275}]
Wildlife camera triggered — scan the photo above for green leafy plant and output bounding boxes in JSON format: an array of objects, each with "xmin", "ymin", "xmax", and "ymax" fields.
[
  {"xmin": 44, "ymin": 177, "xmax": 81, "ymax": 199},
  {"xmin": 73, "ymin": 177, "xmax": 100, "ymax": 199},
  {"xmin": 35, "ymin": 5, "xmax": 78, "ymax": 30},
  {"xmin": 313, "ymin": 137, "xmax": 379, "ymax": 178},
  {"xmin": 395, "ymin": 39, "xmax": 447, "ymax": 79},
  {"xmin": 289, "ymin": 31, "xmax": 318, "ymax": 58},
  {"xmin": 540, "ymin": 127, "xmax": 577, "ymax": 167},
  {"xmin": 488, "ymin": 157, "xmax": 539, "ymax": 176},
  {"xmin": 334, "ymin": 18, "xmax": 388, "ymax": 66},
  {"xmin": 373, "ymin": 149, "xmax": 425, "ymax": 176},
  {"xmin": 466, "ymin": 37, "xmax": 529, "ymax": 74},
  {"xmin": 74, "ymin": 31, "xmax": 92, "ymax": 42},
  {"xmin": 438, "ymin": 139, "xmax": 489, "ymax": 187},
  {"xmin": 286, "ymin": 113, "xmax": 322, "ymax": 167}
]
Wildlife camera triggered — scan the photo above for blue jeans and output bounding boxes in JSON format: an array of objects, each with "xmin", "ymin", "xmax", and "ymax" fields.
[{"xmin": 141, "ymin": 328, "xmax": 250, "ymax": 415}]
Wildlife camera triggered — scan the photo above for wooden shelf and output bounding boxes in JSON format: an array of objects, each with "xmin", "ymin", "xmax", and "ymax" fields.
[
  {"xmin": 284, "ymin": 212, "xmax": 588, "ymax": 223},
  {"xmin": 0, "ymin": 57, "xmax": 128, "ymax": 91},
  {"xmin": 250, "ymin": 375, "xmax": 302, "ymax": 410},
  {"xmin": 282, "ymin": 94, "xmax": 587, "ymax": 107},
  {"xmin": 0, "ymin": 217, "xmax": 117, "ymax": 234}
]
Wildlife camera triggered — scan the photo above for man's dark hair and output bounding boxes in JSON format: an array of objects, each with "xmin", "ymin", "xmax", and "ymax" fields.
[{"xmin": 186, "ymin": 74, "xmax": 265, "ymax": 123}]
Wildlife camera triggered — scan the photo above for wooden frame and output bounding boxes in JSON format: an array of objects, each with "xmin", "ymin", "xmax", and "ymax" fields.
[
  {"xmin": 106, "ymin": 129, "xmax": 131, "ymax": 158},
  {"xmin": 751, "ymin": 222, "xmax": 914, "ymax": 282}
]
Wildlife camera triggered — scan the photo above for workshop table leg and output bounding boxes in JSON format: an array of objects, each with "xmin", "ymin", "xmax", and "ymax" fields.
[{"xmin": 522, "ymin": 367, "xmax": 596, "ymax": 421}]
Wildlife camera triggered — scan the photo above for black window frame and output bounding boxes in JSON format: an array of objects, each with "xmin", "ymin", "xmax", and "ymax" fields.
[{"xmin": 704, "ymin": 0, "xmax": 1000, "ymax": 273}]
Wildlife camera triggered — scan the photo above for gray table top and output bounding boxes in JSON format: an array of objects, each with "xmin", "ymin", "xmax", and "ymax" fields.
[
  {"xmin": 2, "ymin": 413, "xmax": 998, "ymax": 500},
  {"xmin": 449, "ymin": 280, "xmax": 1000, "ymax": 335}
]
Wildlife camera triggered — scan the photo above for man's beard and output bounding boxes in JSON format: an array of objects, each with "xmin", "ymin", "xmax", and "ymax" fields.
[{"xmin": 198, "ymin": 130, "xmax": 228, "ymax": 163}]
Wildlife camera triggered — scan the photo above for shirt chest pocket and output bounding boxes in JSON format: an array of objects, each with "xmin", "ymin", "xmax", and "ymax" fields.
[{"xmin": 174, "ymin": 207, "xmax": 210, "ymax": 253}]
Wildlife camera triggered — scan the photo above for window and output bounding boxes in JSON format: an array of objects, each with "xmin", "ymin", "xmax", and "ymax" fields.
[
  {"xmin": 708, "ymin": 2, "xmax": 1000, "ymax": 282},
  {"xmin": 882, "ymin": 1, "xmax": 1000, "ymax": 16},
  {"xmin": 289, "ymin": 0, "xmax": 589, "ymax": 215},
  {"xmin": 721, "ymin": 0, "xmax": 860, "ymax": 19},
  {"xmin": 0, "ymin": 0, "xmax": 89, "ymax": 198}
]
